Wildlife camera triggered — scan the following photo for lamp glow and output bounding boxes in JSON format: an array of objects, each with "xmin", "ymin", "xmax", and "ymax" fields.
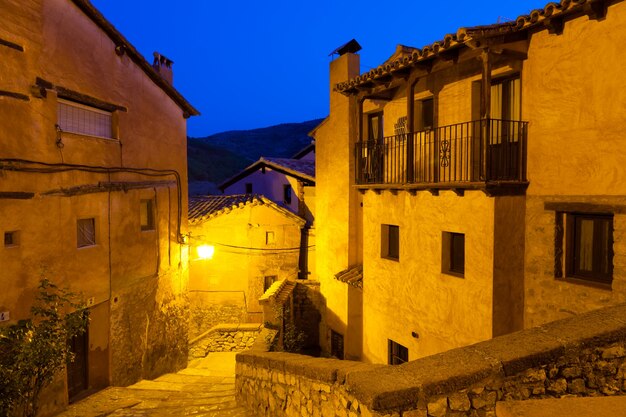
[{"xmin": 197, "ymin": 244, "xmax": 215, "ymax": 260}]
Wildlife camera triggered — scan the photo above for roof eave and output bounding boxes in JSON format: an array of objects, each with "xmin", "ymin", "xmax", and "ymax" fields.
[{"xmin": 71, "ymin": 0, "xmax": 200, "ymax": 117}]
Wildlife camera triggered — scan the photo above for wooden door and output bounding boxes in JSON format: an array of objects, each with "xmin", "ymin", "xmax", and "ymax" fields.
[{"xmin": 67, "ymin": 330, "xmax": 88, "ymax": 401}]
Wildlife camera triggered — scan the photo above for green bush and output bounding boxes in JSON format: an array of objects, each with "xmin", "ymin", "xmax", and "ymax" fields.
[{"xmin": 0, "ymin": 279, "xmax": 89, "ymax": 417}]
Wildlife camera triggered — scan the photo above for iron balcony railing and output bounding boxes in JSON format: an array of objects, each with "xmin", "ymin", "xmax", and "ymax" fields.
[{"xmin": 355, "ymin": 118, "xmax": 528, "ymax": 186}]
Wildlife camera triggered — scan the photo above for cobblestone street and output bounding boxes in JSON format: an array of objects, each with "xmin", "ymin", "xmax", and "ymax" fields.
[{"xmin": 56, "ymin": 352, "xmax": 250, "ymax": 417}]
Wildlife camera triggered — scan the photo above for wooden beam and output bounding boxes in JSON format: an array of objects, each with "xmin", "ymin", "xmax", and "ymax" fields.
[
  {"xmin": 544, "ymin": 16, "xmax": 565, "ymax": 35},
  {"xmin": 36, "ymin": 77, "xmax": 127, "ymax": 112},
  {"xmin": 438, "ymin": 48, "xmax": 459, "ymax": 64},
  {"xmin": 0, "ymin": 191, "xmax": 34, "ymax": 199},
  {"xmin": 585, "ymin": 0, "xmax": 608, "ymax": 20},
  {"xmin": 492, "ymin": 48, "xmax": 528, "ymax": 61},
  {"xmin": 480, "ymin": 49, "xmax": 492, "ymax": 181},
  {"xmin": 0, "ymin": 38, "xmax": 24, "ymax": 52}
]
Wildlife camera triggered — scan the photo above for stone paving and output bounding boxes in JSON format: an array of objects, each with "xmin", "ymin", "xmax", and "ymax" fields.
[{"xmin": 55, "ymin": 352, "xmax": 250, "ymax": 417}]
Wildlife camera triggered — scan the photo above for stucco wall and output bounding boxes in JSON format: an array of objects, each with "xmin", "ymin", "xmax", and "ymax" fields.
[
  {"xmin": 0, "ymin": 0, "xmax": 190, "ymax": 411},
  {"xmin": 362, "ymin": 190, "xmax": 495, "ymax": 363},
  {"xmin": 314, "ymin": 53, "xmax": 360, "ymax": 357},
  {"xmin": 223, "ymin": 169, "xmax": 303, "ymax": 215},
  {"xmin": 521, "ymin": 2, "xmax": 626, "ymax": 326}
]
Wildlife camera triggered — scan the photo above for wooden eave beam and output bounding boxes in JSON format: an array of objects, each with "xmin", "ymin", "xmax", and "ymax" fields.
[
  {"xmin": 544, "ymin": 16, "xmax": 565, "ymax": 35},
  {"xmin": 438, "ymin": 48, "xmax": 460, "ymax": 63},
  {"xmin": 491, "ymin": 48, "xmax": 528, "ymax": 61},
  {"xmin": 585, "ymin": 0, "xmax": 608, "ymax": 20}
]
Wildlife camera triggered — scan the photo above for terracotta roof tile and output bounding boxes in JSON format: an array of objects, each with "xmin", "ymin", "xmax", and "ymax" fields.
[
  {"xmin": 336, "ymin": 0, "xmax": 606, "ymax": 93},
  {"xmin": 335, "ymin": 265, "xmax": 363, "ymax": 289},
  {"xmin": 262, "ymin": 157, "xmax": 315, "ymax": 179},
  {"xmin": 188, "ymin": 194, "xmax": 259, "ymax": 222}
]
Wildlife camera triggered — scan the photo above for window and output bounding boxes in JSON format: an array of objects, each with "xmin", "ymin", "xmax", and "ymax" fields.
[
  {"xmin": 381, "ymin": 224, "xmax": 399, "ymax": 261},
  {"xmin": 330, "ymin": 330, "xmax": 344, "ymax": 360},
  {"xmin": 388, "ymin": 339, "xmax": 408, "ymax": 365},
  {"xmin": 245, "ymin": 183, "xmax": 253, "ymax": 194},
  {"xmin": 367, "ymin": 112, "xmax": 384, "ymax": 140},
  {"xmin": 4, "ymin": 231, "xmax": 19, "ymax": 247},
  {"xmin": 283, "ymin": 184, "xmax": 292, "ymax": 205},
  {"xmin": 57, "ymin": 99, "xmax": 113, "ymax": 138},
  {"xmin": 140, "ymin": 199, "xmax": 155, "ymax": 231},
  {"xmin": 566, "ymin": 213, "xmax": 613, "ymax": 284},
  {"xmin": 442, "ymin": 232, "xmax": 465, "ymax": 276},
  {"xmin": 265, "ymin": 231, "xmax": 275, "ymax": 245},
  {"xmin": 413, "ymin": 98, "xmax": 434, "ymax": 131},
  {"xmin": 263, "ymin": 275, "xmax": 277, "ymax": 292},
  {"xmin": 77, "ymin": 218, "xmax": 96, "ymax": 248}
]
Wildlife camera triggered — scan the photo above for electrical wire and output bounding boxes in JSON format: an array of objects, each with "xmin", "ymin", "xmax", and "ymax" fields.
[{"xmin": 0, "ymin": 158, "xmax": 185, "ymax": 242}]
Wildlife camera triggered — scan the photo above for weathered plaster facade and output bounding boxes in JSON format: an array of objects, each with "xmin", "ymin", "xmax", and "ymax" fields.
[
  {"xmin": 0, "ymin": 0, "xmax": 197, "ymax": 413},
  {"xmin": 315, "ymin": 0, "xmax": 626, "ymax": 364}
]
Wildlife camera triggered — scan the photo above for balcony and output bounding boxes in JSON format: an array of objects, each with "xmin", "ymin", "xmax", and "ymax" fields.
[{"xmin": 355, "ymin": 118, "xmax": 528, "ymax": 195}]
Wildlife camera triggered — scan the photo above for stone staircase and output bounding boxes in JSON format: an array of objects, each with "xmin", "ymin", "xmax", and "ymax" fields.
[{"xmin": 55, "ymin": 352, "xmax": 249, "ymax": 417}]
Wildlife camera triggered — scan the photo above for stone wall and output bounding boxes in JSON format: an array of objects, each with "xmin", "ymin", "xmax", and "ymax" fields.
[
  {"xmin": 236, "ymin": 303, "xmax": 626, "ymax": 417},
  {"xmin": 189, "ymin": 324, "xmax": 261, "ymax": 359}
]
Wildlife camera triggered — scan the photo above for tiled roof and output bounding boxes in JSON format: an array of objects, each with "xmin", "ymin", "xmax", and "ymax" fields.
[
  {"xmin": 335, "ymin": 265, "xmax": 363, "ymax": 289},
  {"xmin": 188, "ymin": 194, "xmax": 305, "ymax": 225},
  {"xmin": 189, "ymin": 194, "xmax": 257, "ymax": 222},
  {"xmin": 336, "ymin": 0, "xmax": 610, "ymax": 93},
  {"xmin": 262, "ymin": 157, "xmax": 315, "ymax": 179},
  {"xmin": 218, "ymin": 157, "xmax": 315, "ymax": 191}
]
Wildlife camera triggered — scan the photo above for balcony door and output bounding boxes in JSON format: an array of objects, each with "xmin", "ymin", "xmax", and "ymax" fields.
[
  {"xmin": 489, "ymin": 75, "xmax": 521, "ymax": 180},
  {"xmin": 413, "ymin": 98, "xmax": 435, "ymax": 182},
  {"xmin": 363, "ymin": 112, "xmax": 384, "ymax": 183}
]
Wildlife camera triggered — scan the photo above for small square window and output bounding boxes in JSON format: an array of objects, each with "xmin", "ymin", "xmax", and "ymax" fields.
[
  {"xmin": 331, "ymin": 330, "xmax": 344, "ymax": 360},
  {"xmin": 442, "ymin": 231, "xmax": 465, "ymax": 277},
  {"xmin": 283, "ymin": 184, "xmax": 292, "ymax": 205},
  {"xmin": 77, "ymin": 218, "xmax": 96, "ymax": 248},
  {"xmin": 266, "ymin": 231, "xmax": 275, "ymax": 245},
  {"xmin": 245, "ymin": 183, "xmax": 253, "ymax": 194},
  {"xmin": 565, "ymin": 213, "xmax": 613, "ymax": 284},
  {"xmin": 140, "ymin": 199, "xmax": 155, "ymax": 231},
  {"xmin": 4, "ymin": 231, "xmax": 19, "ymax": 247},
  {"xmin": 381, "ymin": 224, "xmax": 399, "ymax": 261},
  {"xmin": 388, "ymin": 339, "xmax": 408, "ymax": 365}
]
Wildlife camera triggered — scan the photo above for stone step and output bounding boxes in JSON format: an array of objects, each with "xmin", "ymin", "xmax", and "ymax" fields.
[{"xmin": 496, "ymin": 396, "xmax": 626, "ymax": 417}]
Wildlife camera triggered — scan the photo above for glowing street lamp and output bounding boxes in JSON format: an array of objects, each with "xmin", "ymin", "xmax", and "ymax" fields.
[{"xmin": 197, "ymin": 244, "xmax": 215, "ymax": 260}]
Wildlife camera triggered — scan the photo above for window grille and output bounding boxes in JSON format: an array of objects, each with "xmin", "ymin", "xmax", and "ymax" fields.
[{"xmin": 58, "ymin": 99, "xmax": 113, "ymax": 138}]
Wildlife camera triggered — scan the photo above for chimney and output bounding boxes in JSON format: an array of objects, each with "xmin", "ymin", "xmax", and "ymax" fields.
[{"xmin": 152, "ymin": 52, "xmax": 174, "ymax": 84}]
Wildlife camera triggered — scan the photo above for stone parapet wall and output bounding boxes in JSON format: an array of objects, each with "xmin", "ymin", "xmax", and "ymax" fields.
[{"xmin": 236, "ymin": 303, "xmax": 626, "ymax": 417}]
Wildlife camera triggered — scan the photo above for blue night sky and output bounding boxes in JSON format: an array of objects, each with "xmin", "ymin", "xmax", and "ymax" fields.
[{"xmin": 90, "ymin": 1, "xmax": 549, "ymax": 137}]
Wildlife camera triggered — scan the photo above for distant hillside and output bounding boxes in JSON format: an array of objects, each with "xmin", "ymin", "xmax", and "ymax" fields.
[{"xmin": 187, "ymin": 118, "xmax": 323, "ymax": 195}]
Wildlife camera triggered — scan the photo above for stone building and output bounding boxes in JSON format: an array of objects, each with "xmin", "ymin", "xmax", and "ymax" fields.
[
  {"xmin": 314, "ymin": 0, "xmax": 626, "ymax": 364},
  {"xmin": 188, "ymin": 194, "xmax": 305, "ymax": 335},
  {"xmin": 0, "ymin": 0, "xmax": 198, "ymax": 413},
  {"xmin": 219, "ymin": 143, "xmax": 317, "ymax": 280}
]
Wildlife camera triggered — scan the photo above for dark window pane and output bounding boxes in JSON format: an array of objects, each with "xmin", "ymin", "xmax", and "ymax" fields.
[
  {"xmin": 388, "ymin": 339, "xmax": 408, "ymax": 365},
  {"xmin": 422, "ymin": 98, "xmax": 434, "ymax": 130},
  {"xmin": 388, "ymin": 225, "xmax": 399, "ymax": 260},
  {"xmin": 283, "ymin": 185, "xmax": 292, "ymax": 204},
  {"xmin": 450, "ymin": 233, "xmax": 465, "ymax": 274},
  {"xmin": 570, "ymin": 214, "xmax": 612, "ymax": 283},
  {"xmin": 77, "ymin": 218, "xmax": 95, "ymax": 248}
]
